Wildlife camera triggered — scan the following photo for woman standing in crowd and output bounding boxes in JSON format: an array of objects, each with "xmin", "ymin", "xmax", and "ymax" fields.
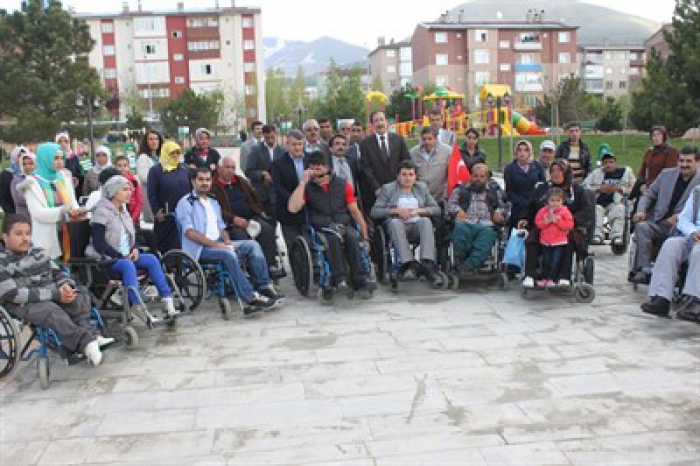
[
  {"xmin": 55, "ymin": 131, "xmax": 84, "ymax": 198},
  {"xmin": 82, "ymin": 145, "xmax": 112, "ymax": 198},
  {"xmin": 18, "ymin": 142, "xmax": 84, "ymax": 260},
  {"xmin": 10, "ymin": 149, "xmax": 36, "ymax": 222},
  {"xmin": 147, "ymin": 141, "xmax": 191, "ymax": 254},
  {"xmin": 459, "ymin": 127, "xmax": 487, "ymax": 170},
  {"xmin": 1, "ymin": 146, "xmax": 29, "ymax": 215},
  {"xmin": 137, "ymin": 130, "xmax": 163, "ymax": 223},
  {"xmin": 184, "ymin": 128, "xmax": 221, "ymax": 171},
  {"xmin": 638, "ymin": 125, "xmax": 679, "ymax": 188}
]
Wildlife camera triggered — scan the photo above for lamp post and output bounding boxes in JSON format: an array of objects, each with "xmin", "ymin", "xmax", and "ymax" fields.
[
  {"xmin": 77, "ymin": 95, "xmax": 98, "ymax": 163},
  {"xmin": 487, "ymin": 92, "xmax": 510, "ymax": 172}
]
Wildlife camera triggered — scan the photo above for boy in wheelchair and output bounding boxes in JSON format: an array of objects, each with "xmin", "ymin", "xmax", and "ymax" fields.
[
  {"xmin": 288, "ymin": 151, "xmax": 374, "ymax": 298},
  {"xmin": 0, "ymin": 214, "xmax": 103, "ymax": 366},
  {"xmin": 446, "ymin": 163, "xmax": 508, "ymax": 276}
]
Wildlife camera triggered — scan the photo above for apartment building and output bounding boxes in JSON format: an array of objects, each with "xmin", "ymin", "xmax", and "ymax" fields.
[
  {"xmin": 368, "ymin": 38, "xmax": 413, "ymax": 95},
  {"xmin": 410, "ymin": 13, "xmax": 578, "ymax": 108},
  {"xmin": 645, "ymin": 24, "xmax": 673, "ymax": 61},
  {"xmin": 579, "ymin": 45, "xmax": 645, "ymax": 97},
  {"xmin": 77, "ymin": 1, "xmax": 265, "ymax": 128}
]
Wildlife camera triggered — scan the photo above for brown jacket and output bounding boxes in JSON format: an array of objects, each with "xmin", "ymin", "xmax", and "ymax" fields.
[
  {"xmin": 210, "ymin": 175, "xmax": 263, "ymax": 224},
  {"xmin": 638, "ymin": 144, "xmax": 679, "ymax": 184}
]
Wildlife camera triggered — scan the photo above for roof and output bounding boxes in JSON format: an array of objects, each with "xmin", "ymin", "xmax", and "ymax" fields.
[
  {"xmin": 579, "ymin": 44, "xmax": 646, "ymax": 51},
  {"xmin": 368, "ymin": 41, "xmax": 412, "ymax": 58},
  {"xmin": 76, "ymin": 7, "xmax": 260, "ymax": 19},
  {"xmin": 419, "ymin": 21, "xmax": 578, "ymax": 31}
]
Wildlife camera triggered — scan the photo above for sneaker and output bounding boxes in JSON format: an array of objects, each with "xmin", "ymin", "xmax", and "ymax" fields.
[
  {"xmin": 641, "ymin": 296, "xmax": 671, "ymax": 317},
  {"xmin": 612, "ymin": 237, "xmax": 624, "ymax": 247},
  {"xmin": 420, "ymin": 260, "xmax": 438, "ymax": 283},
  {"xmin": 545, "ymin": 280, "xmax": 556, "ymax": 288},
  {"xmin": 248, "ymin": 292, "xmax": 281, "ymax": 312},
  {"xmin": 522, "ymin": 276, "xmax": 535, "ymax": 288},
  {"xmin": 268, "ymin": 265, "xmax": 287, "ymax": 280},
  {"xmin": 259, "ymin": 285, "xmax": 285, "ymax": 301},
  {"xmin": 537, "ymin": 279, "xmax": 548, "ymax": 288},
  {"xmin": 96, "ymin": 335, "xmax": 115, "ymax": 348},
  {"xmin": 591, "ymin": 235, "xmax": 603, "ymax": 245},
  {"xmin": 359, "ymin": 285, "xmax": 374, "ymax": 300},
  {"xmin": 162, "ymin": 297, "xmax": 180, "ymax": 318},
  {"xmin": 398, "ymin": 262, "xmax": 416, "ymax": 280},
  {"xmin": 557, "ymin": 279, "xmax": 571, "ymax": 287},
  {"xmin": 677, "ymin": 301, "xmax": 700, "ymax": 323},
  {"xmin": 631, "ymin": 270, "xmax": 649, "ymax": 284},
  {"xmin": 84, "ymin": 340, "xmax": 103, "ymax": 366}
]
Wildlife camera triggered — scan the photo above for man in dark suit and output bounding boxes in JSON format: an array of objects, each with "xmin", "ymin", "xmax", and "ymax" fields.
[
  {"xmin": 359, "ymin": 111, "xmax": 410, "ymax": 212},
  {"xmin": 271, "ymin": 129, "xmax": 307, "ymax": 250},
  {"xmin": 346, "ymin": 120, "xmax": 364, "ymax": 162},
  {"xmin": 328, "ymin": 134, "xmax": 361, "ymax": 199},
  {"xmin": 245, "ymin": 124, "xmax": 285, "ymax": 218}
]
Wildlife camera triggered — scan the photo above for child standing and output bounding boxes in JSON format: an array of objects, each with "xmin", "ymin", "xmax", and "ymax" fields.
[{"xmin": 535, "ymin": 188, "xmax": 574, "ymax": 287}]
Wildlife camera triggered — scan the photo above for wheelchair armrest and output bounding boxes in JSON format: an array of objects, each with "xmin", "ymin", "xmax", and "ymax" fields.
[{"xmin": 66, "ymin": 256, "xmax": 116, "ymax": 268}]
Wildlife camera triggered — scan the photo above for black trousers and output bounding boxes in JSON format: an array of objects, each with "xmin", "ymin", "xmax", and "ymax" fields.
[
  {"xmin": 321, "ymin": 226, "xmax": 367, "ymax": 289},
  {"xmin": 228, "ymin": 215, "xmax": 279, "ymax": 267}
]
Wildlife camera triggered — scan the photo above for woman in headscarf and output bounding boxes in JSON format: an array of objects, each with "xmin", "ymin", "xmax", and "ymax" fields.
[
  {"xmin": 517, "ymin": 159, "xmax": 594, "ymax": 288},
  {"xmin": 137, "ymin": 130, "xmax": 163, "ymax": 223},
  {"xmin": 86, "ymin": 175, "xmax": 178, "ymax": 325},
  {"xmin": 17, "ymin": 142, "xmax": 85, "ymax": 260},
  {"xmin": 10, "ymin": 149, "xmax": 36, "ymax": 222},
  {"xmin": 56, "ymin": 131, "xmax": 84, "ymax": 198},
  {"xmin": 1, "ymin": 146, "xmax": 28, "ymax": 214},
  {"xmin": 637, "ymin": 125, "xmax": 679, "ymax": 188},
  {"xmin": 184, "ymin": 128, "xmax": 221, "ymax": 171},
  {"xmin": 504, "ymin": 140, "xmax": 546, "ymax": 230},
  {"xmin": 83, "ymin": 145, "xmax": 112, "ymax": 198},
  {"xmin": 459, "ymin": 127, "xmax": 487, "ymax": 170},
  {"xmin": 146, "ymin": 141, "xmax": 191, "ymax": 254}
]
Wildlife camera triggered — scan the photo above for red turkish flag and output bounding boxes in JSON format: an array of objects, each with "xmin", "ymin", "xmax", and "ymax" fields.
[{"xmin": 447, "ymin": 142, "xmax": 470, "ymax": 197}]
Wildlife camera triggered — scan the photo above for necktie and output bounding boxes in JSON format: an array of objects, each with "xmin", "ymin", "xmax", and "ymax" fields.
[
  {"xmin": 338, "ymin": 159, "xmax": 353, "ymax": 186},
  {"xmin": 380, "ymin": 135, "xmax": 389, "ymax": 159}
]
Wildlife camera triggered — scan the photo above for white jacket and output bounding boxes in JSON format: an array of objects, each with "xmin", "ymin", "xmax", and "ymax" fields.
[
  {"xmin": 583, "ymin": 166, "xmax": 636, "ymax": 205},
  {"xmin": 17, "ymin": 170, "xmax": 78, "ymax": 260}
]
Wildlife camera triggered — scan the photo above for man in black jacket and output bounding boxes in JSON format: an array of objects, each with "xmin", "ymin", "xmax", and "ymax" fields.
[
  {"xmin": 328, "ymin": 134, "xmax": 361, "ymax": 198},
  {"xmin": 271, "ymin": 130, "xmax": 307, "ymax": 250},
  {"xmin": 245, "ymin": 124, "xmax": 285, "ymax": 218},
  {"xmin": 555, "ymin": 122, "xmax": 591, "ymax": 183}
]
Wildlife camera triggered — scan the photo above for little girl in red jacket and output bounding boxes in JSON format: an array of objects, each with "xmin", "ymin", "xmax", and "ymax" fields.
[
  {"xmin": 114, "ymin": 155, "xmax": 143, "ymax": 227},
  {"xmin": 535, "ymin": 187, "xmax": 574, "ymax": 288}
]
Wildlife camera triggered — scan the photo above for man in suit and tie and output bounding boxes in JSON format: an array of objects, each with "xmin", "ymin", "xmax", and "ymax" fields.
[
  {"xmin": 329, "ymin": 134, "xmax": 361, "ymax": 198},
  {"xmin": 359, "ymin": 111, "xmax": 410, "ymax": 212},
  {"xmin": 346, "ymin": 120, "xmax": 364, "ymax": 163},
  {"xmin": 631, "ymin": 147, "xmax": 700, "ymax": 283},
  {"xmin": 245, "ymin": 124, "xmax": 285, "ymax": 218},
  {"xmin": 240, "ymin": 120, "xmax": 264, "ymax": 172},
  {"xmin": 271, "ymin": 130, "xmax": 308, "ymax": 250},
  {"xmin": 302, "ymin": 119, "xmax": 330, "ymax": 157}
]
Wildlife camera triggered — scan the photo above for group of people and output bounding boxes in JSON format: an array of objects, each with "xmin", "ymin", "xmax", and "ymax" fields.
[{"xmin": 1, "ymin": 116, "xmax": 699, "ymax": 370}]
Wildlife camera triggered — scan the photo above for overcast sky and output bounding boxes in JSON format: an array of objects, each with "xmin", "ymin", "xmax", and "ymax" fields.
[{"xmin": 0, "ymin": 0, "xmax": 676, "ymax": 48}]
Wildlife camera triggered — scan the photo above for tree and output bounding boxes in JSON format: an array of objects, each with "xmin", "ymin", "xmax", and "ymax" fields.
[
  {"xmin": 0, "ymin": 0, "xmax": 106, "ymax": 142},
  {"xmin": 126, "ymin": 110, "xmax": 147, "ymax": 132},
  {"xmin": 630, "ymin": 0, "xmax": 700, "ymax": 135},
  {"xmin": 386, "ymin": 84, "xmax": 418, "ymax": 122},
  {"xmin": 371, "ymin": 75, "xmax": 384, "ymax": 93},
  {"xmin": 596, "ymin": 97, "xmax": 623, "ymax": 132},
  {"xmin": 160, "ymin": 89, "xmax": 225, "ymax": 137},
  {"xmin": 265, "ymin": 68, "xmax": 291, "ymax": 124},
  {"xmin": 534, "ymin": 75, "xmax": 599, "ymax": 127},
  {"xmin": 313, "ymin": 60, "xmax": 366, "ymax": 125}
]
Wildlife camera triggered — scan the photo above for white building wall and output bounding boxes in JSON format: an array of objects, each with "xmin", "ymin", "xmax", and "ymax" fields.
[{"xmin": 254, "ymin": 13, "xmax": 266, "ymax": 123}]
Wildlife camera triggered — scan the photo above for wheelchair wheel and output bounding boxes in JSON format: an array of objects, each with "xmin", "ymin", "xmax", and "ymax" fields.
[
  {"xmin": 583, "ymin": 257, "xmax": 595, "ymax": 284},
  {"xmin": 372, "ymin": 228, "xmax": 389, "ymax": 284},
  {"xmin": 290, "ymin": 237, "xmax": 314, "ymax": 297},
  {"xmin": 0, "ymin": 307, "xmax": 21, "ymax": 378},
  {"xmin": 220, "ymin": 298, "xmax": 232, "ymax": 320},
  {"xmin": 500, "ymin": 272, "xmax": 510, "ymax": 291},
  {"xmin": 449, "ymin": 273, "xmax": 460, "ymax": 291},
  {"xmin": 317, "ymin": 288, "xmax": 335, "ymax": 305},
  {"xmin": 124, "ymin": 326, "xmax": 139, "ymax": 350},
  {"xmin": 436, "ymin": 271, "xmax": 450, "ymax": 289},
  {"xmin": 574, "ymin": 283, "xmax": 595, "ymax": 303},
  {"xmin": 162, "ymin": 250, "xmax": 206, "ymax": 311},
  {"xmin": 38, "ymin": 357, "xmax": 50, "ymax": 390},
  {"xmin": 611, "ymin": 242, "xmax": 626, "ymax": 255}
]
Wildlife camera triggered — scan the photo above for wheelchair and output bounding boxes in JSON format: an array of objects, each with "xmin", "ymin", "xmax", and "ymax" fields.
[
  {"xmin": 197, "ymin": 254, "xmax": 249, "ymax": 320},
  {"xmin": 290, "ymin": 223, "xmax": 376, "ymax": 304},
  {"xmin": 594, "ymin": 196, "xmax": 632, "ymax": 256},
  {"xmin": 66, "ymin": 220, "xmax": 197, "ymax": 348},
  {"xmin": 0, "ymin": 303, "xmax": 107, "ymax": 390},
  {"xmin": 372, "ymin": 217, "xmax": 449, "ymax": 293}
]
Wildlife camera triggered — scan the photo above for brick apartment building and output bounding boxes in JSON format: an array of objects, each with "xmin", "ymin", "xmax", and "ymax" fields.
[
  {"xmin": 579, "ymin": 45, "xmax": 645, "ymax": 97},
  {"xmin": 77, "ymin": 1, "xmax": 265, "ymax": 128},
  {"xmin": 368, "ymin": 38, "xmax": 413, "ymax": 96}
]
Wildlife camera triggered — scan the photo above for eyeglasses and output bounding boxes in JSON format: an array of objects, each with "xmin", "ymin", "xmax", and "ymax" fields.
[{"xmin": 306, "ymin": 127, "xmax": 320, "ymax": 132}]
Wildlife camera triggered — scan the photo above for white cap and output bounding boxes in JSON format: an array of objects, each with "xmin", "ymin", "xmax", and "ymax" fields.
[{"xmin": 540, "ymin": 140, "xmax": 556, "ymax": 151}]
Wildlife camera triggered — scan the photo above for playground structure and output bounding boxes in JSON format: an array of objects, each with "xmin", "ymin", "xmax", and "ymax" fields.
[{"xmin": 478, "ymin": 84, "xmax": 546, "ymax": 136}]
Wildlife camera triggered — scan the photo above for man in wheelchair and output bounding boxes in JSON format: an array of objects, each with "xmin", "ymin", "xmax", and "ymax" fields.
[
  {"xmin": 583, "ymin": 145, "xmax": 635, "ymax": 246},
  {"xmin": 176, "ymin": 167, "xmax": 282, "ymax": 314},
  {"xmin": 288, "ymin": 151, "xmax": 373, "ymax": 297},
  {"xmin": 642, "ymin": 185, "xmax": 700, "ymax": 321},
  {"xmin": 446, "ymin": 163, "xmax": 507, "ymax": 275},
  {"xmin": 371, "ymin": 160, "xmax": 443, "ymax": 285},
  {"xmin": 0, "ymin": 214, "xmax": 103, "ymax": 366}
]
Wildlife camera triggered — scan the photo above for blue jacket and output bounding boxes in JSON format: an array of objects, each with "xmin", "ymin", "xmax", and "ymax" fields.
[
  {"xmin": 678, "ymin": 186, "xmax": 700, "ymax": 237},
  {"xmin": 175, "ymin": 191, "xmax": 226, "ymax": 260}
]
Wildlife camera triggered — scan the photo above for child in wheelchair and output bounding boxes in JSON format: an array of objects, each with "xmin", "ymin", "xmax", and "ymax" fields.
[
  {"xmin": 288, "ymin": 151, "xmax": 375, "ymax": 298},
  {"xmin": 534, "ymin": 188, "xmax": 574, "ymax": 288},
  {"xmin": 0, "ymin": 214, "xmax": 104, "ymax": 366}
]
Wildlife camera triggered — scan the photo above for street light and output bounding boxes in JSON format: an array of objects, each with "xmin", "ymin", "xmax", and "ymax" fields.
[
  {"xmin": 487, "ymin": 92, "xmax": 511, "ymax": 172},
  {"xmin": 77, "ymin": 95, "xmax": 99, "ymax": 163}
]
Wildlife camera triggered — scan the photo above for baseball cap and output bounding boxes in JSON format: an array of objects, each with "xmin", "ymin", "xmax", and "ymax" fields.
[{"xmin": 540, "ymin": 140, "xmax": 556, "ymax": 151}]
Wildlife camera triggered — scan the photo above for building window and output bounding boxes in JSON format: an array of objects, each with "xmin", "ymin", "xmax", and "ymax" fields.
[
  {"xmin": 559, "ymin": 52, "xmax": 570, "ymax": 64},
  {"xmin": 617, "ymin": 51, "xmax": 627, "ymax": 60},
  {"xmin": 174, "ymin": 77, "xmax": 185, "ymax": 84},
  {"xmin": 244, "ymin": 40, "xmax": 255, "ymax": 50},
  {"xmin": 172, "ymin": 30, "xmax": 182, "ymax": 38},
  {"xmin": 244, "ymin": 62, "xmax": 255, "ymax": 72},
  {"xmin": 103, "ymin": 68, "xmax": 117, "ymax": 79},
  {"xmin": 202, "ymin": 64, "xmax": 213, "ymax": 75},
  {"xmin": 173, "ymin": 53, "xmax": 183, "ymax": 61},
  {"xmin": 435, "ymin": 54, "xmax": 448, "ymax": 66},
  {"xmin": 499, "ymin": 40, "xmax": 510, "ymax": 49},
  {"xmin": 143, "ymin": 43, "xmax": 157, "ymax": 55},
  {"xmin": 629, "ymin": 67, "xmax": 639, "ymax": 75},
  {"xmin": 187, "ymin": 17, "xmax": 218, "ymax": 28},
  {"xmin": 605, "ymin": 81, "xmax": 613, "ymax": 89},
  {"xmin": 475, "ymin": 71, "xmax": 490, "ymax": 85},
  {"xmin": 386, "ymin": 64, "xmax": 396, "ymax": 73},
  {"xmin": 386, "ymin": 50, "xmax": 395, "ymax": 58},
  {"xmin": 475, "ymin": 29, "xmax": 488, "ymax": 42},
  {"xmin": 519, "ymin": 32, "xmax": 539, "ymax": 43},
  {"xmin": 103, "ymin": 45, "xmax": 115, "ymax": 56},
  {"xmin": 499, "ymin": 63, "xmax": 511, "ymax": 71},
  {"xmin": 605, "ymin": 52, "xmax": 612, "ymax": 60},
  {"xmin": 620, "ymin": 67, "xmax": 627, "ymax": 75},
  {"xmin": 434, "ymin": 32, "xmax": 447, "ymax": 44},
  {"xmin": 245, "ymin": 84, "xmax": 256, "ymax": 95},
  {"xmin": 400, "ymin": 47, "xmax": 411, "ymax": 60},
  {"xmin": 605, "ymin": 67, "xmax": 613, "ymax": 75},
  {"xmin": 187, "ymin": 40, "xmax": 220, "ymax": 51},
  {"xmin": 517, "ymin": 53, "xmax": 533, "ymax": 64},
  {"xmin": 474, "ymin": 49, "xmax": 489, "ymax": 64},
  {"xmin": 558, "ymin": 31, "xmax": 570, "ymax": 43},
  {"xmin": 134, "ymin": 17, "xmax": 165, "ymax": 34},
  {"xmin": 101, "ymin": 22, "xmax": 113, "ymax": 34},
  {"xmin": 242, "ymin": 17, "xmax": 254, "ymax": 28},
  {"xmin": 630, "ymin": 52, "xmax": 638, "ymax": 60},
  {"xmin": 619, "ymin": 81, "xmax": 627, "ymax": 89},
  {"xmin": 139, "ymin": 88, "xmax": 170, "ymax": 98},
  {"xmin": 436, "ymin": 75, "xmax": 448, "ymax": 86}
]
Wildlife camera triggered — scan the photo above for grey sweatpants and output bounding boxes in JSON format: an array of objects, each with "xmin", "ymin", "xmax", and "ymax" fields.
[
  {"xmin": 633, "ymin": 221, "xmax": 673, "ymax": 272},
  {"xmin": 387, "ymin": 217, "xmax": 436, "ymax": 264},
  {"xmin": 7, "ymin": 293, "xmax": 94, "ymax": 354},
  {"xmin": 649, "ymin": 237, "xmax": 700, "ymax": 300}
]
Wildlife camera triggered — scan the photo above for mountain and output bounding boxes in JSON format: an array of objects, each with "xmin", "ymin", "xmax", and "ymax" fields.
[
  {"xmin": 264, "ymin": 36, "xmax": 369, "ymax": 76},
  {"xmin": 447, "ymin": 0, "xmax": 661, "ymax": 45}
]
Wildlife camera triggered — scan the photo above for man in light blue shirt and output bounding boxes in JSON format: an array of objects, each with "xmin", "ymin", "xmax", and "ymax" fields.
[{"xmin": 642, "ymin": 183, "xmax": 700, "ymax": 321}]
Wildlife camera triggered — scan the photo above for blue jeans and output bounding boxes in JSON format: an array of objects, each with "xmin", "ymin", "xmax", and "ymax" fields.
[
  {"xmin": 199, "ymin": 240, "xmax": 271, "ymax": 303},
  {"xmin": 110, "ymin": 253, "xmax": 172, "ymax": 304},
  {"xmin": 541, "ymin": 245, "xmax": 566, "ymax": 281}
]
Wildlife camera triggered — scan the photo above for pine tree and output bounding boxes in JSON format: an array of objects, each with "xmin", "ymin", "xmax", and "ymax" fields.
[{"xmin": 0, "ymin": 0, "xmax": 106, "ymax": 142}]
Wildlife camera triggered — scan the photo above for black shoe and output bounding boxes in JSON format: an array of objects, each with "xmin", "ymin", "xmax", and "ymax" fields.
[
  {"xmin": 420, "ymin": 260, "xmax": 439, "ymax": 284},
  {"xmin": 259, "ymin": 285, "xmax": 285, "ymax": 301},
  {"xmin": 677, "ymin": 302, "xmax": 700, "ymax": 323},
  {"xmin": 335, "ymin": 279, "xmax": 351, "ymax": 296},
  {"xmin": 247, "ymin": 292, "xmax": 281, "ymax": 313},
  {"xmin": 641, "ymin": 296, "xmax": 671, "ymax": 317},
  {"xmin": 269, "ymin": 265, "xmax": 287, "ymax": 279},
  {"xmin": 631, "ymin": 270, "xmax": 650, "ymax": 284},
  {"xmin": 398, "ymin": 262, "xmax": 416, "ymax": 280}
]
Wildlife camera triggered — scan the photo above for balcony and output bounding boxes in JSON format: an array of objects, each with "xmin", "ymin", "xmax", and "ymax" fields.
[
  {"xmin": 513, "ymin": 63, "xmax": 543, "ymax": 72},
  {"xmin": 513, "ymin": 41, "xmax": 542, "ymax": 51}
]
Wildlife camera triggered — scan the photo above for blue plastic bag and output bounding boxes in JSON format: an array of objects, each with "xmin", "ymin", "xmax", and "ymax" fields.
[{"xmin": 503, "ymin": 228, "xmax": 527, "ymax": 269}]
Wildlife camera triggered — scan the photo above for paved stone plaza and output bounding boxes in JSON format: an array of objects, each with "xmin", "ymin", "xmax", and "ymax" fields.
[{"xmin": 1, "ymin": 248, "xmax": 699, "ymax": 465}]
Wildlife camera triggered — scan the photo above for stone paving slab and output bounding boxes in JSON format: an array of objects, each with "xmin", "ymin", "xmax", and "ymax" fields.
[{"xmin": 1, "ymin": 248, "xmax": 699, "ymax": 464}]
